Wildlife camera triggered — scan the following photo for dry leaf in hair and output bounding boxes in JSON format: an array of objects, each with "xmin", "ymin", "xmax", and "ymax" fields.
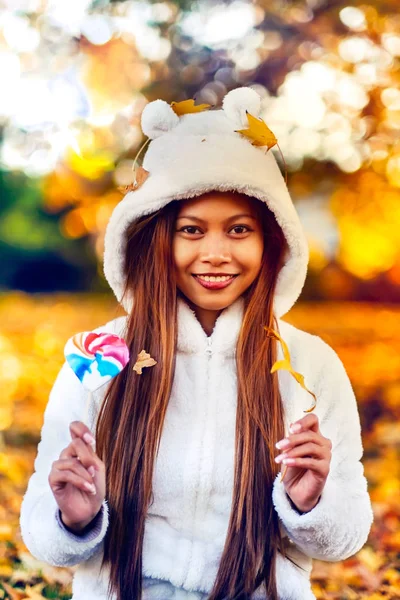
[
  {"xmin": 170, "ymin": 99, "xmax": 211, "ymax": 116},
  {"xmin": 133, "ymin": 349, "xmax": 157, "ymax": 374},
  {"xmin": 265, "ymin": 328, "xmax": 317, "ymax": 484},
  {"xmin": 235, "ymin": 111, "xmax": 278, "ymax": 149},
  {"xmin": 264, "ymin": 326, "xmax": 317, "ymax": 413},
  {"xmin": 118, "ymin": 166, "xmax": 149, "ymax": 194}
]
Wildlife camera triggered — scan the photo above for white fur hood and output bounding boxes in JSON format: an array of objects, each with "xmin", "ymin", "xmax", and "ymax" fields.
[
  {"xmin": 103, "ymin": 86, "xmax": 309, "ymax": 319},
  {"xmin": 20, "ymin": 296, "xmax": 373, "ymax": 599}
]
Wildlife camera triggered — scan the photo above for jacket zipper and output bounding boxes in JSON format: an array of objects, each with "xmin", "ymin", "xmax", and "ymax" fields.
[{"xmin": 184, "ymin": 336, "xmax": 213, "ymax": 588}]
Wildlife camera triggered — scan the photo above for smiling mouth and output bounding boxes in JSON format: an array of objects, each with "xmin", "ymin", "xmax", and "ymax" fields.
[
  {"xmin": 191, "ymin": 274, "xmax": 239, "ymax": 290},
  {"xmin": 192, "ymin": 274, "xmax": 238, "ymax": 282}
]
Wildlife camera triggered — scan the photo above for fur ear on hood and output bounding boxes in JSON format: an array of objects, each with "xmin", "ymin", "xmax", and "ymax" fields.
[
  {"xmin": 141, "ymin": 99, "xmax": 180, "ymax": 139},
  {"xmin": 222, "ymin": 86, "xmax": 261, "ymax": 126},
  {"xmin": 103, "ymin": 87, "xmax": 309, "ymax": 318}
]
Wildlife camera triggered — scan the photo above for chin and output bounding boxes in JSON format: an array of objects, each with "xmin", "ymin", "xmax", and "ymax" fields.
[
  {"xmin": 199, "ymin": 300, "xmax": 231, "ymax": 311},
  {"xmin": 191, "ymin": 293, "xmax": 241, "ymax": 311}
]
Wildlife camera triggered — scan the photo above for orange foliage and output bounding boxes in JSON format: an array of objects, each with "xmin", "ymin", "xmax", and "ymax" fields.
[{"xmin": 0, "ymin": 294, "xmax": 399, "ymax": 599}]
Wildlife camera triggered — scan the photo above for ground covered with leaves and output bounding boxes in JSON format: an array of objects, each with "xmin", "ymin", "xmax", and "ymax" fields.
[{"xmin": 0, "ymin": 293, "xmax": 399, "ymax": 599}]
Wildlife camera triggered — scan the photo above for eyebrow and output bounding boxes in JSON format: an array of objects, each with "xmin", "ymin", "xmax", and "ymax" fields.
[{"xmin": 176, "ymin": 213, "xmax": 257, "ymax": 223}]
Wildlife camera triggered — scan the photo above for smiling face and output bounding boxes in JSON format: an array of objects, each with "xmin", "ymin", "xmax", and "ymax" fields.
[{"xmin": 172, "ymin": 191, "xmax": 265, "ymax": 333}]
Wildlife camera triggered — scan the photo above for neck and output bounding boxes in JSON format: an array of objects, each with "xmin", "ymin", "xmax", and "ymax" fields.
[
  {"xmin": 184, "ymin": 299, "xmax": 222, "ymax": 336},
  {"xmin": 196, "ymin": 307, "xmax": 224, "ymax": 336},
  {"xmin": 176, "ymin": 294, "xmax": 245, "ymax": 355}
]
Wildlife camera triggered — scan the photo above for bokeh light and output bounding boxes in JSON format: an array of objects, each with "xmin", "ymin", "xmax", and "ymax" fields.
[{"xmin": 0, "ymin": 0, "xmax": 399, "ymax": 295}]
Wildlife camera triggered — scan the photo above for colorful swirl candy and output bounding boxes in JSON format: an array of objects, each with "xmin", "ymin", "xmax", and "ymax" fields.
[{"xmin": 64, "ymin": 331, "xmax": 130, "ymax": 392}]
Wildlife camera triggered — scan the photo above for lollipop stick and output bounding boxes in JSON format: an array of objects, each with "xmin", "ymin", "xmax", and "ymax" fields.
[{"xmin": 82, "ymin": 390, "xmax": 92, "ymax": 429}]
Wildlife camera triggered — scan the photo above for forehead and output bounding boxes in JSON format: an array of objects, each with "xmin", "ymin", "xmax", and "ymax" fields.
[{"xmin": 177, "ymin": 191, "xmax": 260, "ymax": 217}]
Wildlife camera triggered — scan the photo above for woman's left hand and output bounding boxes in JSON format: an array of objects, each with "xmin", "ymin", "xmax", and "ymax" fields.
[{"xmin": 275, "ymin": 414, "xmax": 332, "ymax": 513}]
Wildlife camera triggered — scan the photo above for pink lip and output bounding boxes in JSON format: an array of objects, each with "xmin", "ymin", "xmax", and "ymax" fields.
[{"xmin": 192, "ymin": 275, "xmax": 237, "ymax": 290}]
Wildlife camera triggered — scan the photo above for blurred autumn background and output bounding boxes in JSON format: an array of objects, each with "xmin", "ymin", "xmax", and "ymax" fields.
[{"xmin": 0, "ymin": 0, "xmax": 399, "ymax": 598}]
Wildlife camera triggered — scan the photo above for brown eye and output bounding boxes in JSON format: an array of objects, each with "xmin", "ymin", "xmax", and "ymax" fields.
[
  {"xmin": 231, "ymin": 225, "xmax": 251, "ymax": 234},
  {"xmin": 179, "ymin": 226, "xmax": 201, "ymax": 234}
]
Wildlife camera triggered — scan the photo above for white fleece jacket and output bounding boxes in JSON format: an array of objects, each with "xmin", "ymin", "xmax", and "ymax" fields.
[{"xmin": 19, "ymin": 294, "xmax": 373, "ymax": 600}]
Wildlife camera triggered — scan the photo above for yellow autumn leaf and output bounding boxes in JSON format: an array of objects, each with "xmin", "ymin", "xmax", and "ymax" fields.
[
  {"xmin": 264, "ymin": 327, "xmax": 291, "ymax": 363},
  {"xmin": 170, "ymin": 99, "xmax": 211, "ymax": 116},
  {"xmin": 270, "ymin": 359, "xmax": 291, "ymax": 374},
  {"xmin": 264, "ymin": 326, "xmax": 317, "ymax": 413},
  {"xmin": 235, "ymin": 111, "xmax": 278, "ymax": 149},
  {"xmin": 133, "ymin": 349, "xmax": 157, "ymax": 375}
]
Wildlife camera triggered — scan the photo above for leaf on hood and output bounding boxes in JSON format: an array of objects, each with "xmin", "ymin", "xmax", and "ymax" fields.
[
  {"xmin": 264, "ymin": 326, "xmax": 317, "ymax": 413},
  {"xmin": 133, "ymin": 349, "xmax": 157, "ymax": 375},
  {"xmin": 170, "ymin": 99, "xmax": 211, "ymax": 116},
  {"xmin": 235, "ymin": 111, "xmax": 278, "ymax": 149},
  {"xmin": 118, "ymin": 166, "xmax": 149, "ymax": 194}
]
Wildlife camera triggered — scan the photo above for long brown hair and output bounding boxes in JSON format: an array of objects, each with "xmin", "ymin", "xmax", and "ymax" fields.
[{"xmin": 96, "ymin": 194, "xmax": 288, "ymax": 599}]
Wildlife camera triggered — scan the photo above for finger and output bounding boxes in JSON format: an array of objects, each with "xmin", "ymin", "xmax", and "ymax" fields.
[
  {"xmin": 275, "ymin": 442, "xmax": 329, "ymax": 463},
  {"xmin": 279, "ymin": 456, "xmax": 330, "ymax": 478},
  {"xmin": 70, "ymin": 438, "xmax": 104, "ymax": 472},
  {"xmin": 276, "ymin": 431, "xmax": 324, "ymax": 451},
  {"xmin": 290, "ymin": 413, "xmax": 320, "ymax": 434},
  {"xmin": 59, "ymin": 438, "xmax": 105, "ymax": 477},
  {"xmin": 70, "ymin": 421, "xmax": 96, "ymax": 447},
  {"xmin": 70, "ymin": 438, "xmax": 102, "ymax": 472},
  {"xmin": 59, "ymin": 447, "xmax": 71, "ymax": 460},
  {"xmin": 59, "ymin": 438, "xmax": 91, "ymax": 460},
  {"xmin": 54, "ymin": 458, "xmax": 96, "ymax": 484},
  {"xmin": 50, "ymin": 467, "xmax": 97, "ymax": 495},
  {"xmin": 60, "ymin": 438, "xmax": 101, "ymax": 473}
]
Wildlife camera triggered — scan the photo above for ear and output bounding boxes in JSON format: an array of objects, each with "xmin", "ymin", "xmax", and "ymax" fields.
[
  {"xmin": 222, "ymin": 87, "xmax": 261, "ymax": 127},
  {"xmin": 141, "ymin": 99, "xmax": 180, "ymax": 139}
]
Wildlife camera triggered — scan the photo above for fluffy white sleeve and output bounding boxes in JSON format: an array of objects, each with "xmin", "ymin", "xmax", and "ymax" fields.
[
  {"xmin": 19, "ymin": 317, "xmax": 126, "ymax": 567},
  {"xmin": 272, "ymin": 337, "xmax": 374, "ymax": 561}
]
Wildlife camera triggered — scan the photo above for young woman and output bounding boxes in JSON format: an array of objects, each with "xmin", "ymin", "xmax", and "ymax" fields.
[{"xmin": 20, "ymin": 87, "xmax": 373, "ymax": 600}]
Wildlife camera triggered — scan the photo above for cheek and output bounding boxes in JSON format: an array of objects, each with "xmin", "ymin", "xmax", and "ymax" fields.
[
  {"xmin": 242, "ymin": 238, "xmax": 264, "ymax": 273},
  {"xmin": 172, "ymin": 239, "xmax": 193, "ymax": 273}
]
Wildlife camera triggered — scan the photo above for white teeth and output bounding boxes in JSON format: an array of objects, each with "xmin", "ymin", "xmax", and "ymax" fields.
[{"xmin": 196, "ymin": 275, "xmax": 234, "ymax": 282}]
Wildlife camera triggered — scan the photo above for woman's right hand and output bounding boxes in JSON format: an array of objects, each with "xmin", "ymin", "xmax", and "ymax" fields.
[{"xmin": 48, "ymin": 421, "xmax": 106, "ymax": 532}]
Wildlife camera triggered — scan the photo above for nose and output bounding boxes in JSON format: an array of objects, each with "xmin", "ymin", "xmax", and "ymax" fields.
[{"xmin": 199, "ymin": 235, "xmax": 232, "ymax": 265}]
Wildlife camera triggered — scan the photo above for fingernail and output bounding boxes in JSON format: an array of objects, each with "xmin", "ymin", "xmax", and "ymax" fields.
[
  {"xmin": 290, "ymin": 424, "xmax": 301, "ymax": 433},
  {"xmin": 84, "ymin": 482, "xmax": 96, "ymax": 494},
  {"xmin": 88, "ymin": 466, "xmax": 95, "ymax": 478},
  {"xmin": 83, "ymin": 433, "xmax": 95, "ymax": 445},
  {"xmin": 276, "ymin": 438, "xmax": 290, "ymax": 449},
  {"xmin": 275, "ymin": 454, "xmax": 284, "ymax": 463}
]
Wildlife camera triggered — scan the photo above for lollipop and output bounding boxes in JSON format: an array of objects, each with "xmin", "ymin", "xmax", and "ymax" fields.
[{"xmin": 64, "ymin": 331, "xmax": 130, "ymax": 427}]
